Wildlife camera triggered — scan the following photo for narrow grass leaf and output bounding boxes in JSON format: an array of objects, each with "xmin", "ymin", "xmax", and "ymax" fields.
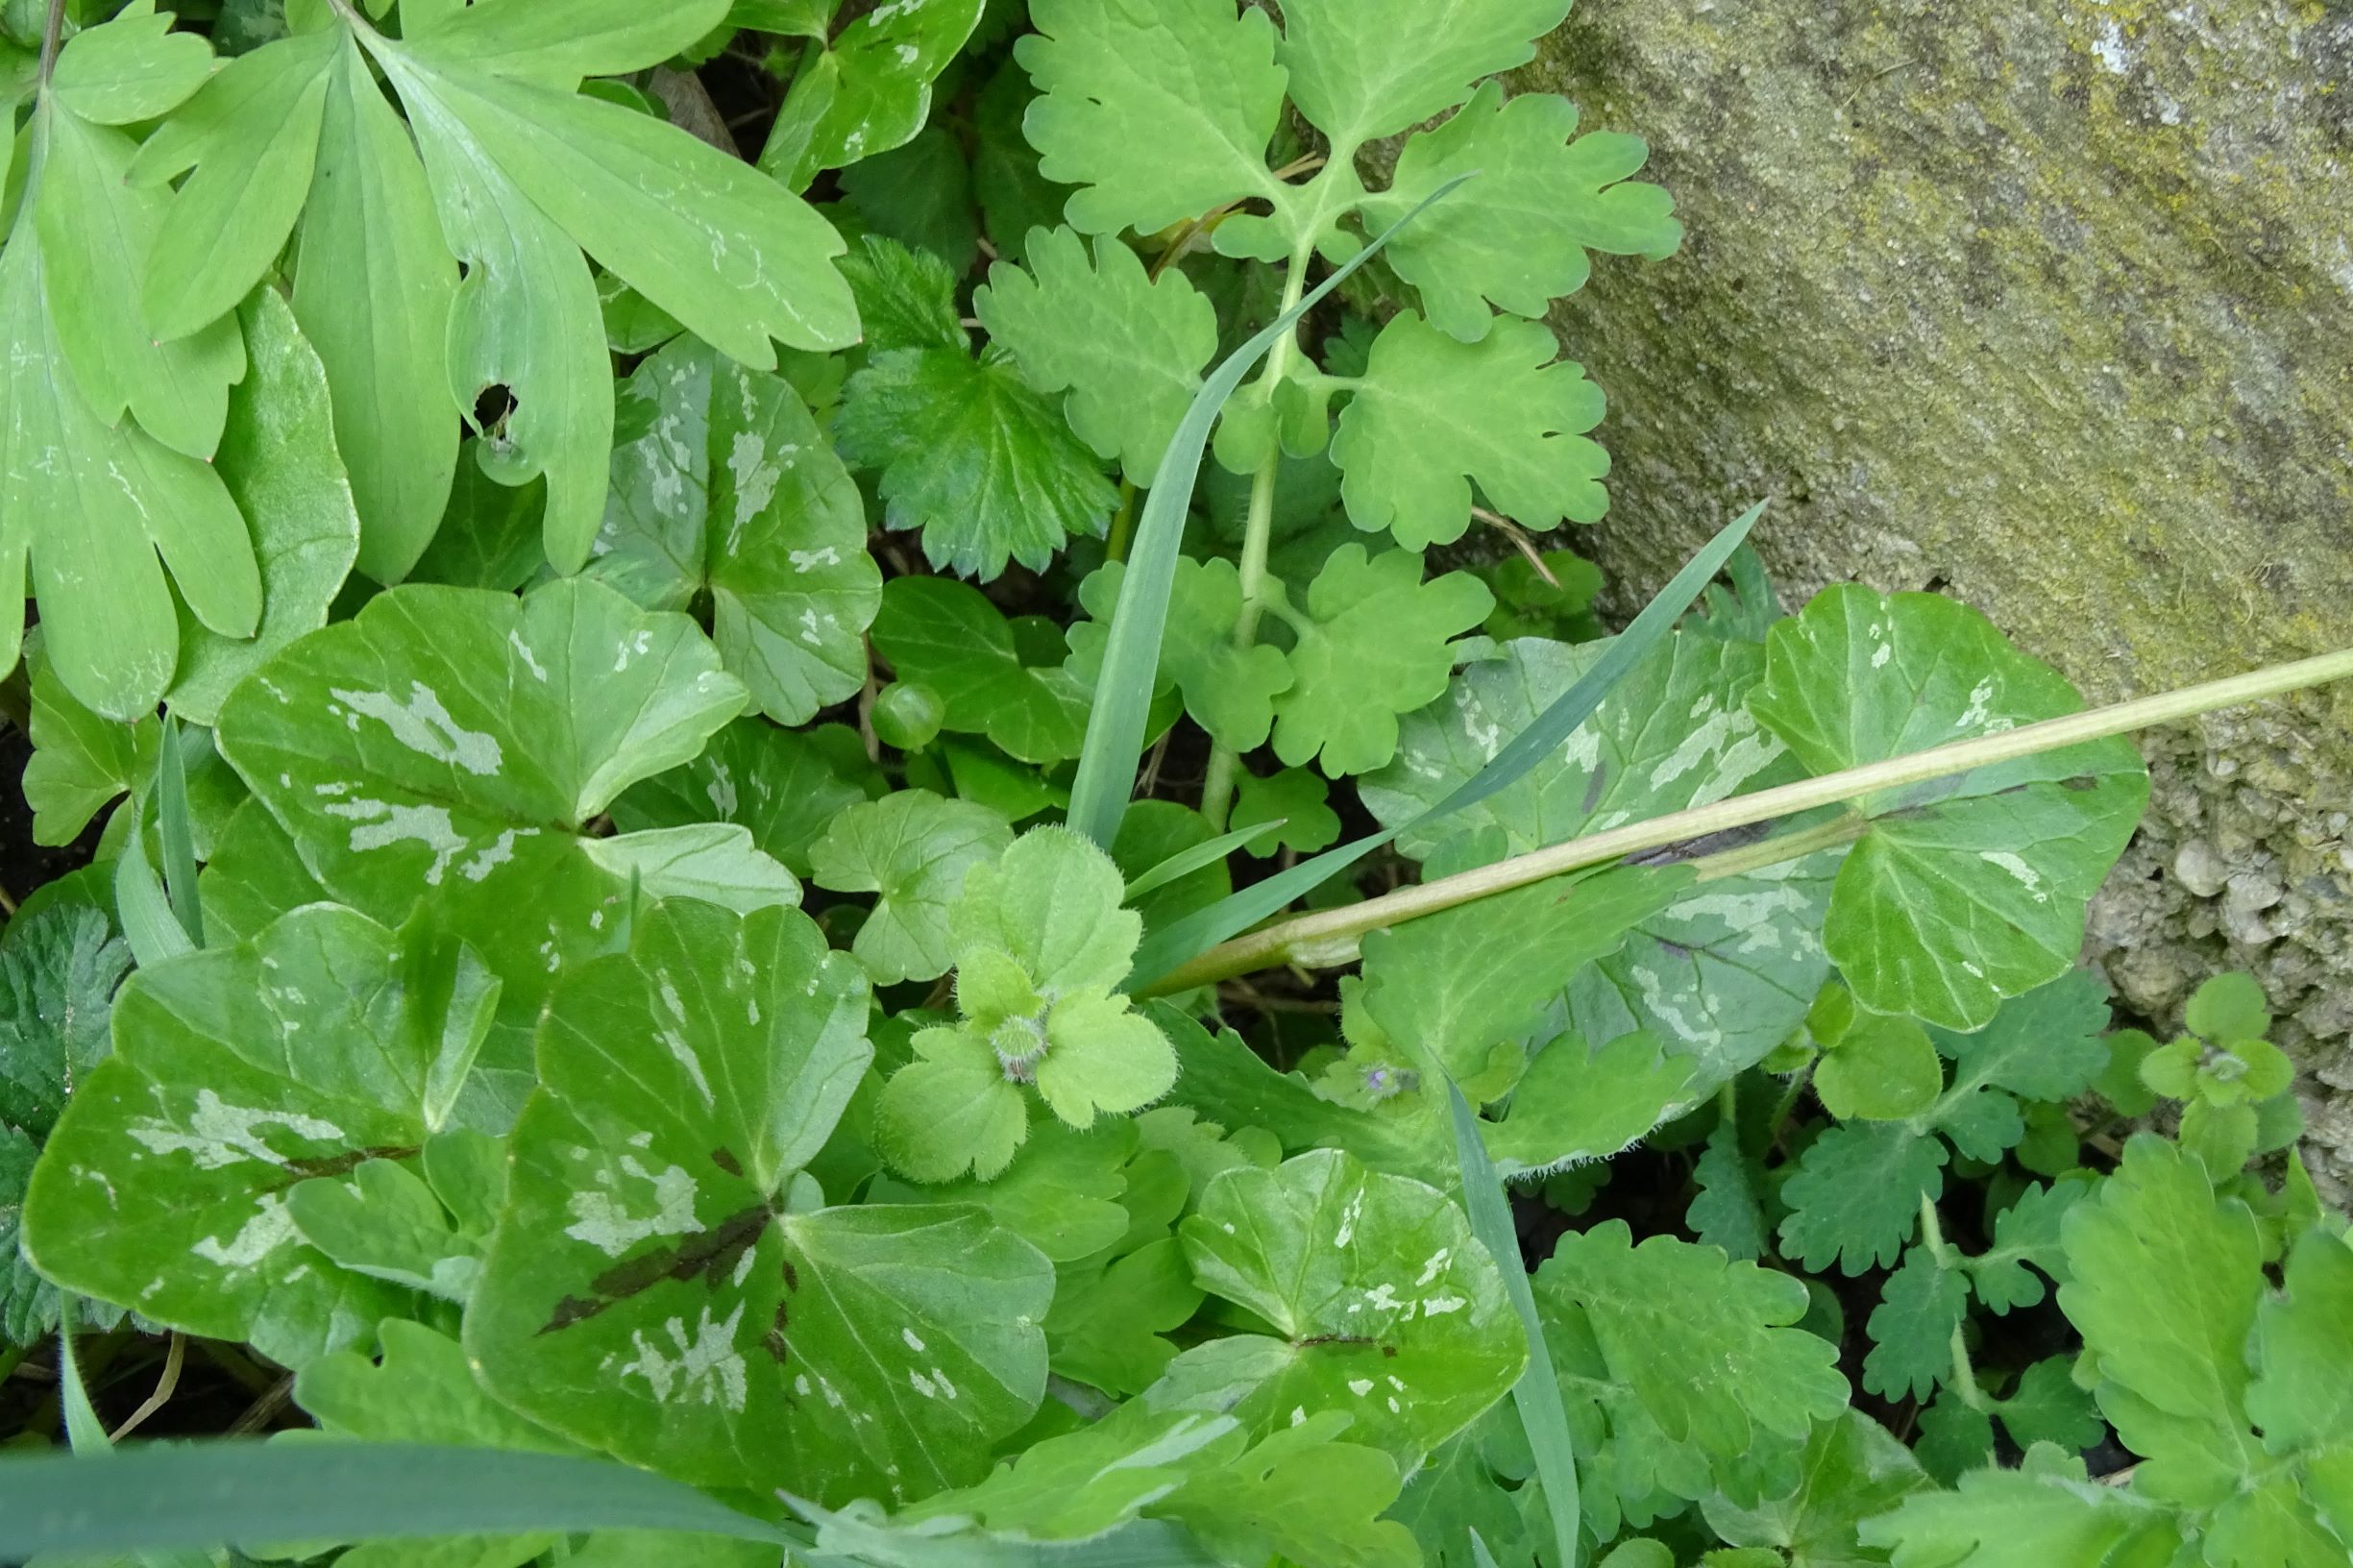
[
  {"xmin": 1129, "ymin": 503, "xmax": 1762, "ymax": 987},
  {"xmin": 56, "ymin": 1315, "xmax": 109, "ymax": 1454},
  {"xmin": 114, "ymin": 797, "xmax": 195, "ymax": 968},
  {"xmin": 1064, "ymin": 175, "xmax": 1476, "ymax": 851},
  {"xmin": 156, "ymin": 716, "xmax": 203, "ymax": 945},
  {"xmin": 1124, "ymin": 820, "xmax": 1282, "ymax": 903},
  {"xmin": 0, "ymin": 1443, "xmax": 802, "ymax": 1559},
  {"xmin": 1448, "ymin": 1080, "xmax": 1581, "ymax": 1568}
]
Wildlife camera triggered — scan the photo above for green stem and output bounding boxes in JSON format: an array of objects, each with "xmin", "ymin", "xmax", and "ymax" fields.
[
  {"xmin": 1200, "ymin": 245, "xmax": 1316, "ymax": 832},
  {"xmin": 36, "ymin": 0, "xmax": 61, "ymax": 85},
  {"xmin": 1918, "ymin": 1197, "xmax": 1985, "ymax": 1410},
  {"xmin": 1765, "ymin": 1063, "xmax": 1812, "ymax": 1150},
  {"xmin": 1147, "ymin": 644, "xmax": 2353, "ymax": 992}
]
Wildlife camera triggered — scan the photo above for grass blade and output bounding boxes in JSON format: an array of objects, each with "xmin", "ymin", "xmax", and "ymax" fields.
[
  {"xmin": 156, "ymin": 715, "xmax": 204, "ymax": 946},
  {"xmin": 1129, "ymin": 503, "xmax": 1764, "ymax": 990},
  {"xmin": 1448, "ymin": 1081, "xmax": 1581, "ymax": 1568},
  {"xmin": 0, "ymin": 1443, "xmax": 801, "ymax": 1559},
  {"xmin": 1124, "ymin": 821, "xmax": 1283, "ymax": 903},
  {"xmin": 55, "ymin": 1315, "xmax": 108, "ymax": 1454},
  {"xmin": 114, "ymin": 797, "xmax": 196, "ymax": 969},
  {"xmin": 1064, "ymin": 174, "xmax": 1476, "ymax": 851}
]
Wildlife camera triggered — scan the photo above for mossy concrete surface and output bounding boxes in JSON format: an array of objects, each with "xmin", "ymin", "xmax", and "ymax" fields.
[{"xmin": 1518, "ymin": 1, "xmax": 2353, "ymax": 1191}]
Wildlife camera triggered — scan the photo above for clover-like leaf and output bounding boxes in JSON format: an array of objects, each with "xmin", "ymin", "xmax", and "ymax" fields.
[
  {"xmin": 759, "ymin": 0, "xmax": 986, "ymax": 189},
  {"xmin": 809, "ymin": 791, "xmax": 1014, "ymax": 985},
  {"xmin": 1748, "ymin": 587, "xmax": 2150, "ymax": 1030},
  {"xmin": 1017, "ymin": 0, "xmax": 1288, "ymax": 240},
  {"xmin": 1268, "ymin": 545, "xmax": 1492, "ymax": 776},
  {"xmin": 838, "ymin": 347, "xmax": 1118, "ymax": 580},
  {"xmin": 871, "ymin": 576, "xmax": 1094, "ymax": 763},
  {"xmin": 976, "ymin": 226, "xmax": 1217, "ymax": 482},
  {"xmin": 590, "ymin": 336, "xmax": 881, "ymax": 725},
  {"xmin": 1331, "ymin": 313, "xmax": 1608, "ymax": 551},
  {"xmin": 23, "ymin": 905, "xmax": 496, "ymax": 1366},
  {"xmin": 872, "ymin": 830, "xmax": 1176, "ymax": 1181},
  {"xmin": 1175, "ymin": 1148, "xmax": 1527, "ymax": 1463},
  {"xmin": 1275, "ymin": 0, "xmax": 1568, "ymax": 149},
  {"xmin": 214, "ymin": 578, "xmax": 768, "ymax": 1079},
  {"xmin": 1068, "ymin": 558, "xmax": 1293, "ymax": 752},
  {"xmin": 467, "ymin": 899, "xmax": 1054, "ymax": 1506},
  {"xmin": 618, "ymin": 718, "xmax": 882, "ymax": 879},
  {"xmin": 1364, "ymin": 635, "xmax": 1836, "ymax": 1085},
  {"xmin": 1536, "ymin": 1219, "xmax": 1848, "ymax": 1458},
  {"xmin": 1365, "ymin": 82, "xmax": 1679, "ymax": 342}
]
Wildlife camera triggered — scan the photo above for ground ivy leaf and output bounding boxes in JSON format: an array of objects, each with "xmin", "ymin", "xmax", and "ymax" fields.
[
  {"xmin": 870, "ymin": 576, "xmax": 1093, "ymax": 762},
  {"xmin": 976, "ymin": 226, "xmax": 1216, "ymax": 482},
  {"xmin": 1748, "ymin": 587, "xmax": 2151, "ymax": 1030},
  {"xmin": 1268, "ymin": 545, "xmax": 1492, "ymax": 775},
  {"xmin": 759, "ymin": 0, "xmax": 984, "ymax": 189},
  {"xmin": 1864, "ymin": 1249, "xmax": 1966, "ymax": 1401},
  {"xmin": 872, "ymin": 1026, "xmax": 1031, "ymax": 1185},
  {"xmin": 1331, "ymin": 313, "xmax": 1607, "ymax": 551},
  {"xmin": 21, "ymin": 905, "xmax": 494, "ymax": 1366},
  {"xmin": 1017, "ymin": 0, "xmax": 1286, "ymax": 239},
  {"xmin": 1175, "ymin": 1148, "xmax": 1527, "ymax": 1464},
  {"xmin": 1968, "ymin": 1176, "xmax": 2094, "ymax": 1314},
  {"xmin": 468, "ymin": 903, "xmax": 1051, "ymax": 1505},
  {"xmin": 1777, "ymin": 1121, "xmax": 1948, "ymax": 1275},
  {"xmin": 23, "ymin": 653, "xmax": 157, "ymax": 846},
  {"xmin": 591, "ymin": 335, "xmax": 880, "ymax": 725},
  {"xmin": 1275, "ymin": 0, "xmax": 1568, "ymax": 148},
  {"xmin": 616, "ymin": 718, "xmax": 882, "ymax": 879},
  {"xmin": 168, "ymin": 287, "xmax": 363, "ymax": 726},
  {"xmin": 1364, "ymin": 635, "xmax": 1832, "ymax": 1085},
  {"xmin": 1365, "ymin": 81, "xmax": 1679, "ymax": 342},
  {"xmin": 1818, "ymin": 1011, "xmax": 1944, "ymax": 1122},
  {"xmin": 2060, "ymin": 1134, "xmax": 2264, "ymax": 1441},
  {"xmin": 1538, "ymin": 1219, "xmax": 1848, "ymax": 1458},
  {"xmin": 1069, "ymin": 558, "xmax": 1292, "ymax": 753},
  {"xmin": 809, "ymin": 791, "xmax": 1014, "ymax": 985},
  {"xmin": 838, "ymin": 347, "xmax": 1117, "ymax": 580}
]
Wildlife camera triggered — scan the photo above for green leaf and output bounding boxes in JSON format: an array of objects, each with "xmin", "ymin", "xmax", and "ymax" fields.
[
  {"xmin": 1818, "ymin": 1011, "xmax": 1943, "ymax": 1121},
  {"xmin": 838, "ymin": 347, "xmax": 1118, "ymax": 579},
  {"xmin": 168, "ymin": 287, "xmax": 364, "ymax": 725},
  {"xmin": 838, "ymin": 233, "xmax": 967, "ymax": 354},
  {"xmin": 1112, "ymin": 799, "xmax": 1236, "ymax": 929},
  {"xmin": 1275, "ymin": 0, "xmax": 1568, "ymax": 148},
  {"xmin": 300, "ymin": 1317, "xmax": 573, "ymax": 1450},
  {"xmin": 1688, "ymin": 1117, "xmax": 1767, "ymax": 1262},
  {"xmin": 1268, "ymin": 544, "xmax": 1493, "ymax": 775},
  {"xmin": 839, "ymin": 124, "xmax": 980, "ymax": 268},
  {"xmin": 1156, "ymin": 1416, "xmax": 1423, "ymax": 1568},
  {"xmin": 1176, "ymin": 1148, "xmax": 1529, "ymax": 1462},
  {"xmin": 1068, "ymin": 557, "xmax": 1294, "ymax": 753},
  {"xmin": 22, "ymin": 905, "xmax": 494, "ymax": 1366},
  {"xmin": 0, "ymin": 1443, "xmax": 799, "ymax": 1562},
  {"xmin": 2247, "ymin": 1229, "xmax": 2353, "ymax": 1456},
  {"xmin": 616, "ymin": 718, "xmax": 881, "ymax": 878},
  {"xmin": 468, "ymin": 900, "xmax": 1052, "ymax": 1505},
  {"xmin": 1778, "ymin": 1121, "xmax": 1948, "ymax": 1275},
  {"xmin": 292, "ymin": 32, "xmax": 462, "ymax": 583},
  {"xmin": 1483, "ymin": 1030, "xmax": 1697, "ymax": 1180},
  {"xmin": 1364, "ymin": 82, "xmax": 1679, "ymax": 342},
  {"xmin": 976, "ymin": 226, "xmax": 1217, "ymax": 482},
  {"xmin": 1359, "ymin": 867, "xmax": 1680, "ymax": 1099},
  {"xmin": 1856, "ymin": 1447, "xmax": 2176, "ymax": 1567},
  {"xmin": 2187, "ymin": 971, "xmax": 2272, "ymax": 1045},
  {"xmin": 1748, "ymin": 587, "xmax": 2151, "ymax": 1030},
  {"xmin": 1231, "ymin": 766, "xmax": 1340, "ymax": 856},
  {"xmin": 1332, "ymin": 314, "xmax": 1608, "ymax": 551},
  {"xmin": 809, "ymin": 790, "xmax": 1014, "ymax": 984},
  {"xmin": 286, "ymin": 1134, "xmax": 500, "ymax": 1305},
  {"xmin": 1363, "ymin": 633, "xmax": 1834, "ymax": 1085},
  {"xmin": 1927, "ymin": 969, "xmax": 2113, "ymax": 1105},
  {"xmin": 590, "ymin": 335, "xmax": 880, "ymax": 724},
  {"xmin": 1017, "ymin": 0, "xmax": 1286, "ymax": 238},
  {"xmin": 1995, "ymin": 1359, "xmax": 2107, "ymax": 1456},
  {"xmin": 1700, "ymin": 1409, "xmax": 1932, "ymax": 1568},
  {"xmin": 1968, "ymin": 1176, "xmax": 2094, "ymax": 1314},
  {"xmin": 870, "ymin": 576, "xmax": 1094, "ymax": 762},
  {"xmin": 23, "ymin": 652, "xmax": 158, "ymax": 846},
  {"xmin": 1864, "ymin": 1249, "xmax": 1965, "ymax": 1401},
  {"xmin": 1047, "ymin": 1236, "xmax": 1206, "ymax": 1396},
  {"xmin": 213, "ymin": 578, "xmax": 759, "ymax": 1078},
  {"xmin": 48, "ymin": 3, "xmax": 211, "ymax": 123},
  {"xmin": 758, "ymin": 0, "xmax": 984, "ymax": 188},
  {"xmin": 1536, "ymin": 1220, "xmax": 1847, "ymax": 1457}
]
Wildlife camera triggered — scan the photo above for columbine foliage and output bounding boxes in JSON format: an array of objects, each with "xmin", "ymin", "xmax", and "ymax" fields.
[{"xmin": 0, "ymin": 6, "xmax": 2341, "ymax": 1568}]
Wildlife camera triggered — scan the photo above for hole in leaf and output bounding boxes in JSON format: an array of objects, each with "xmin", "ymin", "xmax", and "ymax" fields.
[{"xmin": 474, "ymin": 383, "xmax": 519, "ymax": 436}]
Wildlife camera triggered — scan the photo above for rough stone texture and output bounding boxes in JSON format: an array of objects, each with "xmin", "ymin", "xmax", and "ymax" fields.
[{"xmin": 1514, "ymin": 1, "xmax": 2353, "ymax": 1193}]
